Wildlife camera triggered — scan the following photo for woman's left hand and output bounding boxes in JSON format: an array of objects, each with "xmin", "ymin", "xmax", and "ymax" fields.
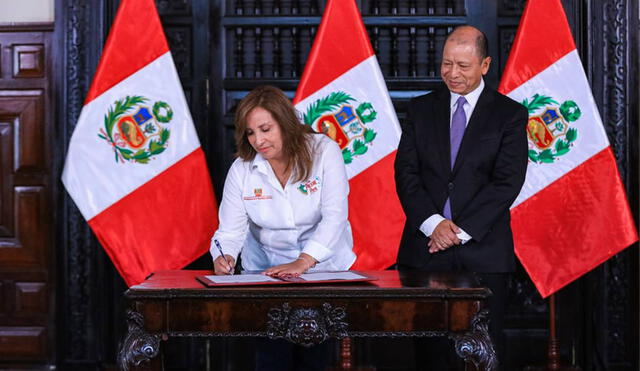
[{"xmin": 263, "ymin": 259, "xmax": 309, "ymax": 277}]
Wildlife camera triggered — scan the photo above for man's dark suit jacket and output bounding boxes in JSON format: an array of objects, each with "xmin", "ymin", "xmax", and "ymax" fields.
[{"xmin": 394, "ymin": 84, "xmax": 528, "ymax": 273}]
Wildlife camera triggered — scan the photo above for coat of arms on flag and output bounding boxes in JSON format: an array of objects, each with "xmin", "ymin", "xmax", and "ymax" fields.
[
  {"xmin": 500, "ymin": 0, "xmax": 637, "ymax": 297},
  {"xmin": 521, "ymin": 94, "xmax": 581, "ymax": 163},
  {"xmin": 293, "ymin": 0, "xmax": 404, "ymax": 270},
  {"xmin": 62, "ymin": 0, "xmax": 218, "ymax": 287},
  {"xmin": 302, "ymin": 92, "xmax": 377, "ymax": 164},
  {"xmin": 98, "ymin": 96, "xmax": 173, "ymax": 164}
]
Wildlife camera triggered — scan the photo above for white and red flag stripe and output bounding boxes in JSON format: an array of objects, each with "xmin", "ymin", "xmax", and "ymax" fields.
[
  {"xmin": 294, "ymin": 0, "xmax": 404, "ymax": 269},
  {"xmin": 62, "ymin": 0, "xmax": 217, "ymax": 286},
  {"xmin": 500, "ymin": 0, "xmax": 637, "ymax": 297}
]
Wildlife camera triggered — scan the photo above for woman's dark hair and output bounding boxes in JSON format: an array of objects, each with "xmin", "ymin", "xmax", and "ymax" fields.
[{"xmin": 234, "ymin": 85, "xmax": 316, "ymax": 182}]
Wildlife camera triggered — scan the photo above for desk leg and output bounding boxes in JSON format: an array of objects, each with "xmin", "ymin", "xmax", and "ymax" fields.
[
  {"xmin": 340, "ymin": 338, "xmax": 352, "ymax": 369},
  {"xmin": 449, "ymin": 309, "xmax": 498, "ymax": 371},
  {"xmin": 118, "ymin": 310, "xmax": 162, "ymax": 371}
]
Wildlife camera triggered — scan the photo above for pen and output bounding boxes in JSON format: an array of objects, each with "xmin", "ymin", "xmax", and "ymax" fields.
[{"xmin": 214, "ymin": 239, "xmax": 233, "ymax": 274}]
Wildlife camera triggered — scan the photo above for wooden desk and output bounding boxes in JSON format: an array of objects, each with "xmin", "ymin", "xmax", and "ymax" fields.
[{"xmin": 118, "ymin": 270, "xmax": 497, "ymax": 370}]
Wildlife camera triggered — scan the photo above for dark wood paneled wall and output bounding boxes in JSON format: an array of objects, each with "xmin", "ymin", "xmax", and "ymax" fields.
[
  {"xmin": 0, "ymin": 24, "xmax": 56, "ymax": 366},
  {"xmin": 0, "ymin": 0, "xmax": 630, "ymax": 369}
]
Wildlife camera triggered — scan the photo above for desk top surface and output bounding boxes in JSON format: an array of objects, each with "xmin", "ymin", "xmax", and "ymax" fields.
[{"xmin": 127, "ymin": 270, "xmax": 490, "ymax": 299}]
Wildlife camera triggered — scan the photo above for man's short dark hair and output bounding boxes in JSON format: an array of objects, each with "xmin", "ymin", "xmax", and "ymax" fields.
[
  {"xmin": 476, "ymin": 30, "xmax": 489, "ymax": 60},
  {"xmin": 445, "ymin": 25, "xmax": 489, "ymax": 60}
]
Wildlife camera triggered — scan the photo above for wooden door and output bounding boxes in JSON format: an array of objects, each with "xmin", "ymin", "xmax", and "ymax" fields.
[{"xmin": 0, "ymin": 28, "xmax": 55, "ymax": 367}]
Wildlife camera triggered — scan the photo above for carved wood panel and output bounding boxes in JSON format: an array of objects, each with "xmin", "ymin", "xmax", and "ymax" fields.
[
  {"xmin": 0, "ymin": 326, "xmax": 47, "ymax": 360},
  {"xmin": 0, "ymin": 117, "xmax": 12, "ymax": 237},
  {"xmin": 0, "ymin": 91, "xmax": 46, "ymax": 174},
  {"xmin": 15, "ymin": 282, "xmax": 48, "ymax": 314},
  {"xmin": 13, "ymin": 44, "xmax": 45, "ymax": 78},
  {"xmin": 0, "ymin": 30, "xmax": 54, "ymax": 366}
]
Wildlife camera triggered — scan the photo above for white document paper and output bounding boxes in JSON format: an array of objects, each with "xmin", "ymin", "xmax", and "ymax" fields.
[
  {"xmin": 299, "ymin": 272, "xmax": 366, "ymax": 281},
  {"xmin": 203, "ymin": 274, "xmax": 280, "ymax": 283}
]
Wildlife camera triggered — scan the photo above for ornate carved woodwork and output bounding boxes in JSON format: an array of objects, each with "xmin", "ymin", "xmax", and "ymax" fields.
[
  {"xmin": 12, "ymin": 45, "xmax": 45, "ymax": 78},
  {"xmin": 60, "ymin": 0, "xmax": 101, "ymax": 362},
  {"xmin": 118, "ymin": 311, "xmax": 161, "ymax": 371},
  {"xmin": 588, "ymin": 0, "xmax": 638, "ymax": 369},
  {"xmin": 450, "ymin": 309, "xmax": 498, "ymax": 371},
  {"xmin": 223, "ymin": 13, "xmax": 462, "ymax": 84},
  {"xmin": 0, "ymin": 30, "xmax": 53, "ymax": 365},
  {"xmin": 595, "ymin": 24, "xmax": 636, "ymax": 364},
  {"xmin": 119, "ymin": 270, "xmax": 496, "ymax": 370},
  {"xmin": 266, "ymin": 302, "xmax": 348, "ymax": 346}
]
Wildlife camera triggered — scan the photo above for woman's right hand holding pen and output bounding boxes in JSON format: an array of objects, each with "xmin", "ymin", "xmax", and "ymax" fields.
[{"xmin": 213, "ymin": 255, "xmax": 236, "ymax": 275}]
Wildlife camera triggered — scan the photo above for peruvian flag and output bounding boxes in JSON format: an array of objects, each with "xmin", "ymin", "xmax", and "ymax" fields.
[
  {"xmin": 62, "ymin": 0, "xmax": 218, "ymax": 286},
  {"xmin": 500, "ymin": 0, "xmax": 638, "ymax": 297},
  {"xmin": 294, "ymin": 0, "xmax": 404, "ymax": 269}
]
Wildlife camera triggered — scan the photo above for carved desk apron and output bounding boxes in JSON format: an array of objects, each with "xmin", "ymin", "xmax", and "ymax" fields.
[{"xmin": 119, "ymin": 270, "xmax": 497, "ymax": 370}]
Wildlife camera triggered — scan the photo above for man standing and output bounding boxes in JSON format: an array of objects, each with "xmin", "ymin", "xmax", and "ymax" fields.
[{"xmin": 395, "ymin": 25, "xmax": 528, "ymax": 367}]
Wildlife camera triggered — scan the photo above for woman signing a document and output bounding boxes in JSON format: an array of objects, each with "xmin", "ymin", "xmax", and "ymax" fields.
[
  {"xmin": 209, "ymin": 85, "xmax": 355, "ymax": 371},
  {"xmin": 210, "ymin": 85, "xmax": 355, "ymax": 276}
]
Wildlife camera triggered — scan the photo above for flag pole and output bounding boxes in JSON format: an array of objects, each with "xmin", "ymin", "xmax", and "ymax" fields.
[
  {"xmin": 540, "ymin": 293, "xmax": 581, "ymax": 371},
  {"xmin": 547, "ymin": 293, "xmax": 560, "ymax": 370}
]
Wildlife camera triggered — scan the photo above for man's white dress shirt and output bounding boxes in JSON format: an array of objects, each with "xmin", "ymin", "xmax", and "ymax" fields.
[
  {"xmin": 419, "ymin": 79, "xmax": 486, "ymax": 243},
  {"xmin": 210, "ymin": 134, "xmax": 356, "ymax": 271}
]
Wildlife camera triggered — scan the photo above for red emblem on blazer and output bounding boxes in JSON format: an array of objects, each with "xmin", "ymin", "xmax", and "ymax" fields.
[
  {"xmin": 298, "ymin": 176, "xmax": 321, "ymax": 195},
  {"xmin": 243, "ymin": 187, "xmax": 272, "ymax": 200}
]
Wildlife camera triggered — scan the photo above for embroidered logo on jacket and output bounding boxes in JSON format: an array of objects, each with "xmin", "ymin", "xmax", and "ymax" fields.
[
  {"xmin": 243, "ymin": 188, "xmax": 273, "ymax": 200},
  {"xmin": 298, "ymin": 176, "xmax": 321, "ymax": 195}
]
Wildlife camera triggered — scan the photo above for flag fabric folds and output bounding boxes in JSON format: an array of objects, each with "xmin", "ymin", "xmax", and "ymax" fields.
[
  {"xmin": 294, "ymin": 0, "xmax": 404, "ymax": 269},
  {"xmin": 500, "ymin": 0, "xmax": 638, "ymax": 297},
  {"xmin": 62, "ymin": 0, "xmax": 218, "ymax": 286}
]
